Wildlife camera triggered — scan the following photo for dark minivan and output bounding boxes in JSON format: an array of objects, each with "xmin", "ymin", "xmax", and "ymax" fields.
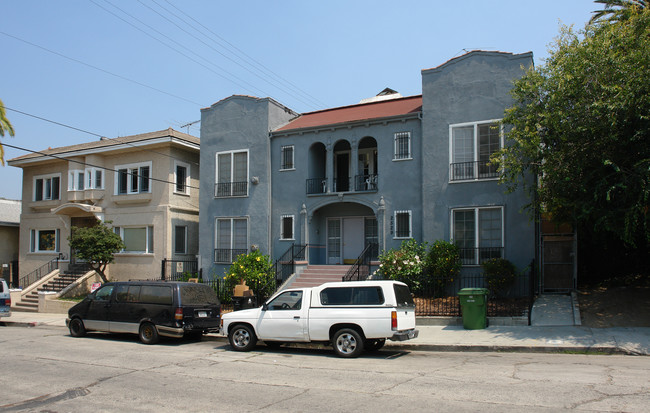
[{"xmin": 66, "ymin": 281, "xmax": 221, "ymax": 344}]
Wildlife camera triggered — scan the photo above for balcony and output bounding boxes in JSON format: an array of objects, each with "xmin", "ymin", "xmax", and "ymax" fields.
[
  {"xmin": 459, "ymin": 247, "xmax": 503, "ymax": 266},
  {"xmin": 215, "ymin": 181, "xmax": 248, "ymax": 198},
  {"xmin": 306, "ymin": 174, "xmax": 378, "ymax": 195},
  {"xmin": 214, "ymin": 248, "xmax": 248, "ymax": 263},
  {"xmin": 450, "ymin": 160, "xmax": 498, "ymax": 181}
]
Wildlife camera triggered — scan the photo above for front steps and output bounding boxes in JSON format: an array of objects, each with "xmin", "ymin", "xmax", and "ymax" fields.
[
  {"xmin": 12, "ymin": 273, "xmax": 82, "ymax": 312},
  {"xmin": 288, "ymin": 265, "xmax": 353, "ymax": 288}
]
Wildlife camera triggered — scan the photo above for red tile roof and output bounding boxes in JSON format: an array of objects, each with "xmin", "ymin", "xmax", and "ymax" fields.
[{"xmin": 275, "ymin": 95, "xmax": 422, "ymax": 132}]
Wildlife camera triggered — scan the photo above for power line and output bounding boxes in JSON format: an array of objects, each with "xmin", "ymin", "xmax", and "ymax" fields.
[
  {"xmin": 2, "ymin": 141, "xmax": 200, "ymax": 191},
  {"xmin": 0, "ymin": 31, "xmax": 205, "ymax": 107},
  {"xmin": 2, "ymin": 105, "xmax": 199, "ymax": 167}
]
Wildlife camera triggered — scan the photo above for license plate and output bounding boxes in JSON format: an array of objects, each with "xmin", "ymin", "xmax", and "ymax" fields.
[{"xmin": 198, "ymin": 311, "xmax": 207, "ymax": 318}]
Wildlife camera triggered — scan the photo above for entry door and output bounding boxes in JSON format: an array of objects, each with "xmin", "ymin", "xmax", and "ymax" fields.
[
  {"xmin": 327, "ymin": 219, "xmax": 341, "ymax": 264},
  {"xmin": 343, "ymin": 217, "xmax": 364, "ymax": 261}
]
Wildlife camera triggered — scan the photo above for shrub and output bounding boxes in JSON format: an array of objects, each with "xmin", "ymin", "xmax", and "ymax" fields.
[
  {"xmin": 224, "ymin": 250, "xmax": 275, "ymax": 298},
  {"xmin": 423, "ymin": 240, "xmax": 461, "ymax": 296},
  {"xmin": 378, "ymin": 239, "xmax": 427, "ymax": 293},
  {"xmin": 481, "ymin": 258, "xmax": 517, "ymax": 297}
]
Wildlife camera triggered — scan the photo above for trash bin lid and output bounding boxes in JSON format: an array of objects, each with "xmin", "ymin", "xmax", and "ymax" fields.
[{"xmin": 457, "ymin": 288, "xmax": 489, "ymax": 295}]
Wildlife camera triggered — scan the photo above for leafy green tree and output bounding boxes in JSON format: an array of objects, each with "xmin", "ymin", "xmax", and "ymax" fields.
[
  {"xmin": 68, "ymin": 220, "xmax": 125, "ymax": 283},
  {"xmin": 378, "ymin": 239, "xmax": 427, "ymax": 293},
  {"xmin": 224, "ymin": 250, "xmax": 275, "ymax": 298},
  {"xmin": 590, "ymin": 0, "xmax": 647, "ymax": 23},
  {"xmin": 495, "ymin": 8, "xmax": 650, "ymax": 247},
  {"xmin": 0, "ymin": 98, "xmax": 15, "ymax": 166}
]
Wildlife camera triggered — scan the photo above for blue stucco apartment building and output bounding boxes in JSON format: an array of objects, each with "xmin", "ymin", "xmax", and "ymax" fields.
[{"xmin": 198, "ymin": 51, "xmax": 536, "ymax": 281}]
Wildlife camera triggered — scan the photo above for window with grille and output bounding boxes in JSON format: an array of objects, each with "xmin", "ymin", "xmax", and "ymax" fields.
[
  {"xmin": 281, "ymin": 145, "xmax": 294, "ymax": 170},
  {"xmin": 215, "ymin": 218, "xmax": 248, "ymax": 263},
  {"xmin": 281, "ymin": 215, "xmax": 294, "ymax": 240},
  {"xmin": 393, "ymin": 132, "xmax": 411, "ymax": 160},
  {"xmin": 450, "ymin": 120, "xmax": 502, "ymax": 181},
  {"xmin": 394, "ymin": 210, "xmax": 412, "ymax": 239},
  {"xmin": 452, "ymin": 207, "xmax": 503, "ymax": 265},
  {"xmin": 216, "ymin": 150, "xmax": 248, "ymax": 197}
]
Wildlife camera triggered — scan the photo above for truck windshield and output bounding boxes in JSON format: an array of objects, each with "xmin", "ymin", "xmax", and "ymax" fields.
[{"xmin": 393, "ymin": 284, "xmax": 415, "ymax": 308}]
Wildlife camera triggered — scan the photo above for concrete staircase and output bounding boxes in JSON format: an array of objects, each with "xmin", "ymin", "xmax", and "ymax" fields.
[
  {"xmin": 288, "ymin": 265, "xmax": 353, "ymax": 288},
  {"xmin": 13, "ymin": 273, "xmax": 82, "ymax": 312}
]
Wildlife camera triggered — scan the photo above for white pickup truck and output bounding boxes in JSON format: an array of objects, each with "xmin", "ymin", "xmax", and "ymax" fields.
[{"xmin": 221, "ymin": 280, "xmax": 418, "ymax": 358}]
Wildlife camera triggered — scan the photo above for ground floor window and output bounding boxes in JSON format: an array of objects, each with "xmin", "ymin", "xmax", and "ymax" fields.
[
  {"xmin": 394, "ymin": 210, "xmax": 412, "ymax": 239},
  {"xmin": 280, "ymin": 215, "xmax": 294, "ymax": 240},
  {"xmin": 215, "ymin": 218, "xmax": 248, "ymax": 263},
  {"xmin": 174, "ymin": 225, "xmax": 187, "ymax": 254},
  {"xmin": 30, "ymin": 229, "xmax": 60, "ymax": 253},
  {"xmin": 114, "ymin": 226, "xmax": 154, "ymax": 253},
  {"xmin": 452, "ymin": 206, "xmax": 503, "ymax": 265}
]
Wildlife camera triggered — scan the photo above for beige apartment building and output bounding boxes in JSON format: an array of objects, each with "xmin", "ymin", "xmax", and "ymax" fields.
[{"xmin": 7, "ymin": 128, "xmax": 200, "ymax": 283}]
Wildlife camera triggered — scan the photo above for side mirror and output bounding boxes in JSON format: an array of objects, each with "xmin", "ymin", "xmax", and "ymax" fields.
[{"xmin": 262, "ymin": 303, "xmax": 268, "ymax": 311}]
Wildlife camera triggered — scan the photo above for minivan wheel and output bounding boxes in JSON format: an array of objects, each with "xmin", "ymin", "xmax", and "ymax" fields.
[
  {"xmin": 332, "ymin": 328, "xmax": 364, "ymax": 358},
  {"xmin": 139, "ymin": 322, "xmax": 160, "ymax": 345},
  {"xmin": 69, "ymin": 318, "xmax": 86, "ymax": 337},
  {"xmin": 229, "ymin": 324, "xmax": 257, "ymax": 351}
]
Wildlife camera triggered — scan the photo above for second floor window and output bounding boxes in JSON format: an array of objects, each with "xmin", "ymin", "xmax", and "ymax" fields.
[
  {"xmin": 216, "ymin": 150, "xmax": 248, "ymax": 197},
  {"xmin": 281, "ymin": 145, "xmax": 294, "ymax": 170},
  {"xmin": 174, "ymin": 161, "xmax": 190, "ymax": 195},
  {"xmin": 116, "ymin": 162, "xmax": 151, "ymax": 195},
  {"xmin": 34, "ymin": 174, "xmax": 60, "ymax": 201},
  {"xmin": 86, "ymin": 168, "xmax": 103, "ymax": 189},
  {"xmin": 450, "ymin": 120, "xmax": 502, "ymax": 181},
  {"xmin": 394, "ymin": 132, "xmax": 411, "ymax": 160}
]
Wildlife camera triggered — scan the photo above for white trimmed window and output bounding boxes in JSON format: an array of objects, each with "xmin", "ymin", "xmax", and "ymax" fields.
[
  {"xmin": 115, "ymin": 162, "xmax": 152, "ymax": 195},
  {"xmin": 85, "ymin": 168, "xmax": 103, "ymax": 189},
  {"xmin": 214, "ymin": 217, "xmax": 248, "ymax": 263},
  {"xmin": 174, "ymin": 225, "xmax": 187, "ymax": 254},
  {"xmin": 174, "ymin": 161, "xmax": 190, "ymax": 195},
  {"xmin": 30, "ymin": 229, "xmax": 60, "ymax": 253},
  {"xmin": 215, "ymin": 150, "xmax": 248, "ymax": 197},
  {"xmin": 114, "ymin": 226, "xmax": 154, "ymax": 253},
  {"xmin": 68, "ymin": 170, "xmax": 85, "ymax": 191},
  {"xmin": 394, "ymin": 210, "xmax": 412, "ymax": 239},
  {"xmin": 280, "ymin": 215, "xmax": 294, "ymax": 240},
  {"xmin": 281, "ymin": 145, "xmax": 294, "ymax": 170},
  {"xmin": 452, "ymin": 206, "xmax": 503, "ymax": 265},
  {"xmin": 34, "ymin": 173, "xmax": 61, "ymax": 201},
  {"xmin": 449, "ymin": 120, "xmax": 502, "ymax": 181},
  {"xmin": 393, "ymin": 132, "xmax": 411, "ymax": 160}
]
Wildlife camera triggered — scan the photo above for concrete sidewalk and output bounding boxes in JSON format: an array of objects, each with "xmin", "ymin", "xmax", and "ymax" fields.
[{"xmin": 3, "ymin": 311, "xmax": 649, "ymax": 355}]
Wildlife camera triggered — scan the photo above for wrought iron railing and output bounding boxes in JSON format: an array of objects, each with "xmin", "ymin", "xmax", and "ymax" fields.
[
  {"xmin": 161, "ymin": 258, "xmax": 198, "ymax": 280},
  {"xmin": 459, "ymin": 247, "xmax": 504, "ymax": 266},
  {"xmin": 449, "ymin": 160, "xmax": 498, "ymax": 181},
  {"xmin": 306, "ymin": 177, "xmax": 327, "ymax": 194},
  {"xmin": 215, "ymin": 181, "xmax": 248, "ymax": 197},
  {"xmin": 273, "ymin": 244, "xmax": 306, "ymax": 284},
  {"xmin": 343, "ymin": 243, "xmax": 377, "ymax": 282},
  {"xmin": 214, "ymin": 248, "xmax": 248, "ymax": 264},
  {"xmin": 18, "ymin": 258, "xmax": 59, "ymax": 289},
  {"xmin": 354, "ymin": 174, "xmax": 378, "ymax": 191}
]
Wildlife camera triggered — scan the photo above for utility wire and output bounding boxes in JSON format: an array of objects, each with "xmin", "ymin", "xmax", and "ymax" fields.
[
  {"xmin": 161, "ymin": 0, "xmax": 328, "ymax": 109},
  {"xmin": 3, "ymin": 142, "xmax": 200, "ymax": 191},
  {"xmin": 0, "ymin": 31, "xmax": 205, "ymax": 107},
  {"xmin": 2, "ymin": 105, "xmax": 199, "ymax": 167}
]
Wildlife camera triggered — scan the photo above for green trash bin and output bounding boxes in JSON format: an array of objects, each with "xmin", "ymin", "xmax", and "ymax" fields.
[{"xmin": 458, "ymin": 288, "xmax": 489, "ymax": 329}]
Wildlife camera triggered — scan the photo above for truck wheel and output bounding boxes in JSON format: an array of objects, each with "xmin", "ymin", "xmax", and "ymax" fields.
[
  {"xmin": 69, "ymin": 318, "xmax": 86, "ymax": 337},
  {"xmin": 139, "ymin": 322, "xmax": 160, "ymax": 345},
  {"xmin": 332, "ymin": 328, "xmax": 364, "ymax": 358},
  {"xmin": 229, "ymin": 324, "xmax": 257, "ymax": 352},
  {"xmin": 365, "ymin": 338, "xmax": 386, "ymax": 352}
]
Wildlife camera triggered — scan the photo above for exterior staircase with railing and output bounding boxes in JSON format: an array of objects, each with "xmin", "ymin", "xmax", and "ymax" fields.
[
  {"xmin": 13, "ymin": 272, "xmax": 85, "ymax": 312},
  {"xmin": 287, "ymin": 265, "xmax": 353, "ymax": 289}
]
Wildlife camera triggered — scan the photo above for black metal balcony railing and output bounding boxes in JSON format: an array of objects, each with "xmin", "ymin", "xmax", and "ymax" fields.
[
  {"xmin": 459, "ymin": 247, "xmax": 503, "ymax": 265},
  {"xmin": 215, "ymin": 181, "xmax": 248, "ymax": 197},
  {"xmin": 214, "ymin": 248, "xmax": 248, "ymax": 263},
  {"xmin": 450, "ymin": 160, "xmax": 498, "ymax": 181},
  {"xmin": 306, "ymin": 177, "xmax": 327, "ymax": 194},
  {"xmin": 355, "ymin": 174, "xmax": 378, "ymax": 191}
]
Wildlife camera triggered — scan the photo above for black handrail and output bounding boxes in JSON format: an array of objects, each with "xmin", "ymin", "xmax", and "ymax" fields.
[
  {"xmin": 19, "ymin": 258, "xmax": 59, "ymax": 289},
  {"xmin": 342, "ymin": 243, "xmax": 377, "ymax": 282}
]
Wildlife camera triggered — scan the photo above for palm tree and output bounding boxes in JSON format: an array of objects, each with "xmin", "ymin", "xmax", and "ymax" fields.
[
  {"xmin": 0, "ymin": 98, "xmax": 15, "ymax": 166},
  {"xmin": 590, "ymin": 0, "xmax": 648, "ymax": 24}
]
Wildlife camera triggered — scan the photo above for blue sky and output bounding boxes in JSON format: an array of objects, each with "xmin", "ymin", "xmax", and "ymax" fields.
[{"xmin": 1, "ymin": 0, "xmax": 598, "ymax": 200}]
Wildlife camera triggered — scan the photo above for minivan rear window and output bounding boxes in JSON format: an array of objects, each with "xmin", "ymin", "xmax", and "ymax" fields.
[
  {"xmin": 139, "ymin": 285, "xmax": 173, "ymax": 305},
  {"xmin": 394, "ymin": 284, "xmax": 415, "ymax": 308},
  {"xmin": 180, "ymin": 284, "xmax": 219, "ymax": 306},
  {"xmin": 320, "ymin": 286, "xmax": 385, "ymax": 305}
]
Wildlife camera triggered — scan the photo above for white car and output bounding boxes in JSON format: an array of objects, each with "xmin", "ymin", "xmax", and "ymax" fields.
[{"xmin": 0, "ymin": 279, "xmax": 11, "ymax": 318}]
